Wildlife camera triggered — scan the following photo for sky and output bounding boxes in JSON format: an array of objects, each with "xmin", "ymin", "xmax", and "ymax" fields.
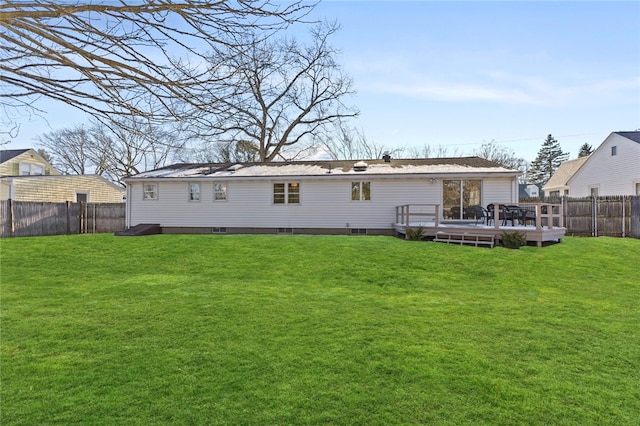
[{"xmin": 4, "ymin": 1, "xmax": 640, "ymax": 163}]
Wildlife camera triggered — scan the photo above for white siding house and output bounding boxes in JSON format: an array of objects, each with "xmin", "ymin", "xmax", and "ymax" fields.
[
  {"xmin": 125, "ymin": 157, "xmax": 521, "ymax": 235},
  {"xmin": 544, "ymin": 132, "xmax": 640, "ymax": 197}
]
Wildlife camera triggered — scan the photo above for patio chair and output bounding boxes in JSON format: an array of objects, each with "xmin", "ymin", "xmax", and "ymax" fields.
[
  {"xmin": 473, "ymin": 205, "xmax": 488, "ymax": 225},
  {"xmin": 523, "ymin": 207, "xmax": 537, "ymax": 226},
  {"xmin": 487, "ymin": 203, "xmax": 514, "ymax": 226},
  {"xmin": 485, "ymin": 204, "xmax": 496, "ymax": 225}
]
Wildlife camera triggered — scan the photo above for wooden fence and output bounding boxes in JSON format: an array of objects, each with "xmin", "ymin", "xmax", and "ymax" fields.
[
  {"xmin": 2, "ymin": 196, "xmax": 639, "ymax": 239},
  {"xmin": 0, "ymin": 200, "xmax": 125, "ymax": 238},
  {"xmin": 522, "ymin": 196, "xmax": 640, "ymax": 238}
]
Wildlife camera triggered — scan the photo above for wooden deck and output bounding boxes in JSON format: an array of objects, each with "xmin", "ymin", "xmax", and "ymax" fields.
[{"xmin": 395, "ymin": 203, "xmax": 566, "ymax": 247}]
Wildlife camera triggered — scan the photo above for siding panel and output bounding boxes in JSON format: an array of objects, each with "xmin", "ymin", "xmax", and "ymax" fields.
[{"xmin": 129, "ymin": 175, "xmax": 516, "ymax": 231}]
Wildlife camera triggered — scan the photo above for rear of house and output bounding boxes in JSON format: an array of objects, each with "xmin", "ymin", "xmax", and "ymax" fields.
[{"xmin": 125, "ymin": 157, "xmax": 521, "ymax": 235}]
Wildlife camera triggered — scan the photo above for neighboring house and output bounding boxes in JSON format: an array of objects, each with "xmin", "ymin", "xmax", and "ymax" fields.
[
  {"xmin": 1, "ymin": 148, "xmax": 125, "ymax": 202},
  {"xmin": 124, "ymin": 156, "xmax": 521, "ymax": 235},
  {"xmin": 542, "ymin": 156, "xmax": 588, "ymax": 197},
  {"xmin": 543, "ymin": 131, "xmax": 640, "ymax": 197},
  {"xmin": 519, "ymin": 183, "xmax": 542, "ymax": 199},
  {"xmin": 0, "ymin": 149, "xmax": 58, "ymax": 177}
]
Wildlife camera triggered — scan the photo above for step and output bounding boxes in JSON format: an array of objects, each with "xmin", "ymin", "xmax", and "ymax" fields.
[{"xmin": 433, "ymin": 232, "xmax": 495, "ymax": 248}]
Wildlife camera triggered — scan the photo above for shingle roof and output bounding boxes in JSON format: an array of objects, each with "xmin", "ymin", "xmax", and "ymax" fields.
[
  {"xmin": 543, "ymin": 156, "xmax": 588, "ymax": 190},
  {"xmin": 0, "ymin": 149, "xmax": 30, "ymax": 164},
  {"xmin": 129, "ymin": 157, "xmax": 519, "ymax": 180},
  {"xmin": 615, "ymin": 131, "xmax": 640, "ymax": 143}
]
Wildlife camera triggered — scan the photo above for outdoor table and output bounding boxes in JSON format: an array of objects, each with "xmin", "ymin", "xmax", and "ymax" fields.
[{"xmin": 505, "ymin": 206, "xmax": 532, "ymax": 226}]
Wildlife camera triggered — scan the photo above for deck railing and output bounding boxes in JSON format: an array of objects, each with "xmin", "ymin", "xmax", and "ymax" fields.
[
  {"xmin": 494, "ymin": 203, "xmax": 564, "ymax": 230},
  {"xmin": 395, "ymin": 204, "xmax": 441, "ymax": 227},
  {"xmin": 395, "ymin": 202, "xmax": 563, "ymax": 230}
]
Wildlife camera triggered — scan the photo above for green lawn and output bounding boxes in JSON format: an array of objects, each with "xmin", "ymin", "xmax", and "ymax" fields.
[{"xmin": 1, "ymin": 234, "xmax": 639, "ymax": 425}]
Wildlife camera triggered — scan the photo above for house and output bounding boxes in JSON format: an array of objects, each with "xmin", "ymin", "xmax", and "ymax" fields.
[
  {"xmin": 124, "ymin": 156, "xmax": 523, "ymax": 235},
  {"xmin": 543, "ymin": 131, "xmax": 640, "ymax": 197},
  {"xmin": 519, "ymin": 183, "xmax": 542, "ymax": 199},
  {"xmin": 542, "ymin": 156, "xmax": 588, "ymax": 197},
  {"xmin": 1, "ymin": 148, "xmax": 125, "ymax": 203}
]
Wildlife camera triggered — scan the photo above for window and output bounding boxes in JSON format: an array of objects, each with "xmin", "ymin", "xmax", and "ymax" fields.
[
  {"xmin": 287, "ymin": 182, "xmax": 300, "ymax": 204},
  {"xmin": 143, "ymin": 183, "xmax": 158, "ymax": 200},
  {"xmin": 273, "ymin": 182, "xmax": 300, "ymax": 204},
  {"xmin": 214, "ymin": 183, "xmax": 227, "ymax": 201},
  {"xmin": 590, "ymin": 187, "xmax": 598, "ymax": 197},
  {"xmin": 188, "ymin": 183, "xmax": 201, "ymax": 201},
  {"xmin": 611, "ymin": 146, "xmax": 617, "ymax": 156},
  {"xmin": 443, "ymin": 180, "xmax": 481, "ymax": 219},
  {"xmin": 351, "ymin": 181, "xmax": 371, "ymax": 201},
  {"xmin": 636, "ymin": 183, "xmax": 640, "ymax": 196},
  {"xmin": 19, "ymin": 162, "xmax": 44, "ymax": 176}
]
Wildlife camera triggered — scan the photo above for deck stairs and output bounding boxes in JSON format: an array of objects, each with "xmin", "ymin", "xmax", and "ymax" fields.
[
  {"xmin": 115, "ymin": 223, "xmax": 161, "ymax": 236},
  {"xmin": 433, "ymin": 231, "xmax": 495, "ymax": 248}
]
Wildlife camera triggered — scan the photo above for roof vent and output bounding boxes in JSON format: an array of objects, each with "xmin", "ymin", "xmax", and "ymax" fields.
[
  {"xmin": 226, "ymin": 164, "xmax": 244, "ymax": 172},
  {"xmin": 353, "ymin": 161, "xmax": 368, "ymax": 171}
]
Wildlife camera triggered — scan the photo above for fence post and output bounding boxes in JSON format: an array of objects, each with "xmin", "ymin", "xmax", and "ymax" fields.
[
  {"xmin": 66, "ymin": 201, "xmax": 71, "ymax": 235},
  {"xmin": 622, "ymin": 196, "xmax": 626, "ymax": 238},
  {"xmin": 592, "ymin": 197, "xmax": 598, "ymax": 237},
  {"xmin": 8, "ymin": 198, "xmax": 14, "ymax": 237}
]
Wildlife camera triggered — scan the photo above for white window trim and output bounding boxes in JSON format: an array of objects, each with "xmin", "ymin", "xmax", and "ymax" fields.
[
  {"xmin": 188, "ymin": 182, "xmax": 201, "ymax": 202},
  {"xmin": 213, "ymin": 182, "xmax": 227, "ymax": 202},
  {"xmin": 143, "ymin": 183, "xmax": 158, "ymax": 200},
  {"xmin": 273, "ymin": 182, "xmax": 301, "ymax": 205},
  {"xmin": 351, "ymin": 181, "xmax": 371, "ymax": 201},
  {"xmin": 19, "ymin": 162, "xmax": 45, "ymax": 176}
]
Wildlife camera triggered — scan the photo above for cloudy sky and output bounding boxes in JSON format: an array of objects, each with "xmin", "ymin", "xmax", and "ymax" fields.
[
  {"xmin": 6, "ymin": 1, "xmax": 640, "ymax": 163},
  {"xmin": 307, "ymin": 0, "xmax": 640, "ymax": 160}
]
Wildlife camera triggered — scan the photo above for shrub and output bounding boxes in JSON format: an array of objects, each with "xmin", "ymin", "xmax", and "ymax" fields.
[
  {"xmin": 406, "ymin": 226, "xmax": 425, "ymax": 241},
  {"xmin": 501, "ymin": 230, "xmax": 527, "ymax": 249}
]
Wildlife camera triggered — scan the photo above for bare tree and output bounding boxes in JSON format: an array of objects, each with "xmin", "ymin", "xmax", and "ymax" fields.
[
  {"xmin": 38, "ymin": 124, "xmax": 96, "ymax": 175},
  {"xmin": 473, "ymin": 140, "xmax": 529, "ymax": 181},
  {"xmin": 405, "ymin": 144, "xmax": 462, "ymax": 158},
  {"xmin": 37, "ymin": 118, "xmax": 185, "ymax": 185},
  {"xmin": 189, "ymin": 21, "xmax": 359, "ymax": 162},
  {"xmin": 0, "ymin": 0, "xmax": 312, "ymax": 136},
  {"xmin": 320, "ymin": 124, "xmax": 402, "ymax": 160}
]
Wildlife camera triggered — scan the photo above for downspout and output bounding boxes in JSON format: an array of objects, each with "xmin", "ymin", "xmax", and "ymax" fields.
[{"xmin": 126, "ymin": 182, "xmax": 132, "ymax": 229}]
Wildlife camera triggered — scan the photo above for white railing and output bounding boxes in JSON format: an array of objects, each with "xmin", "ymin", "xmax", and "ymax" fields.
[
  {"xmin": 395, "ymin": 204, "xmax": 441, "ymax": 227},
  {"xmin": 490, "ymin": 203, "xmax": 564, "ymax": 230}
]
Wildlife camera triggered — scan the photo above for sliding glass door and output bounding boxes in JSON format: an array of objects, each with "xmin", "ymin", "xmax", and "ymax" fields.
[{"xmin": 443, "ymin": 180, "xmax": 481, "ymax": 219}]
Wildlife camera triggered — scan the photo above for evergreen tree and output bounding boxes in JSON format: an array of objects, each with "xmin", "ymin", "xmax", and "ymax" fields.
[
  {"xmin": 526, "ymin": 134, "xmax": 569, "ymax": 185},
  {"xmin": 578, "ymin": 143, "xmax": 593, "ymax": 157}
]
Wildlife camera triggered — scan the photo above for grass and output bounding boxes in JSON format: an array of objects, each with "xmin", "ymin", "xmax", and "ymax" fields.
[{"xmin": 1, "ymin": 234, "xmax": 639, "ymax": 425}]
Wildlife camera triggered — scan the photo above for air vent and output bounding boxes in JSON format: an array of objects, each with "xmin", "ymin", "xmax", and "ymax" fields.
[
  {"xmin": 353, "ymin": 161, "xmax": 368, "ymax": 171},
  {"xmin": 226, "ymin": 164, "xmax": 244, "ymax": 172}
]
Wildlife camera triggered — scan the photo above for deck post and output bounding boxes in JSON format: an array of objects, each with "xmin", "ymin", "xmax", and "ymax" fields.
[
  {"xmin": 558, "ymin": 202, "xmax": 564, "ymax": 228},
  {"xmin": 435, "ymin": 204, "xmax": 440, "ymax": 227},
  {"xmin": 535, "ymin": 204, "xmax": 542, "ymax": 230},
  {"xmin": 405, "ymin": 205, "xmax": 410, "ymax": 226},
  {"xmin": 494, "ymin": 203, "xmax": 500, "ymax": 229}
]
